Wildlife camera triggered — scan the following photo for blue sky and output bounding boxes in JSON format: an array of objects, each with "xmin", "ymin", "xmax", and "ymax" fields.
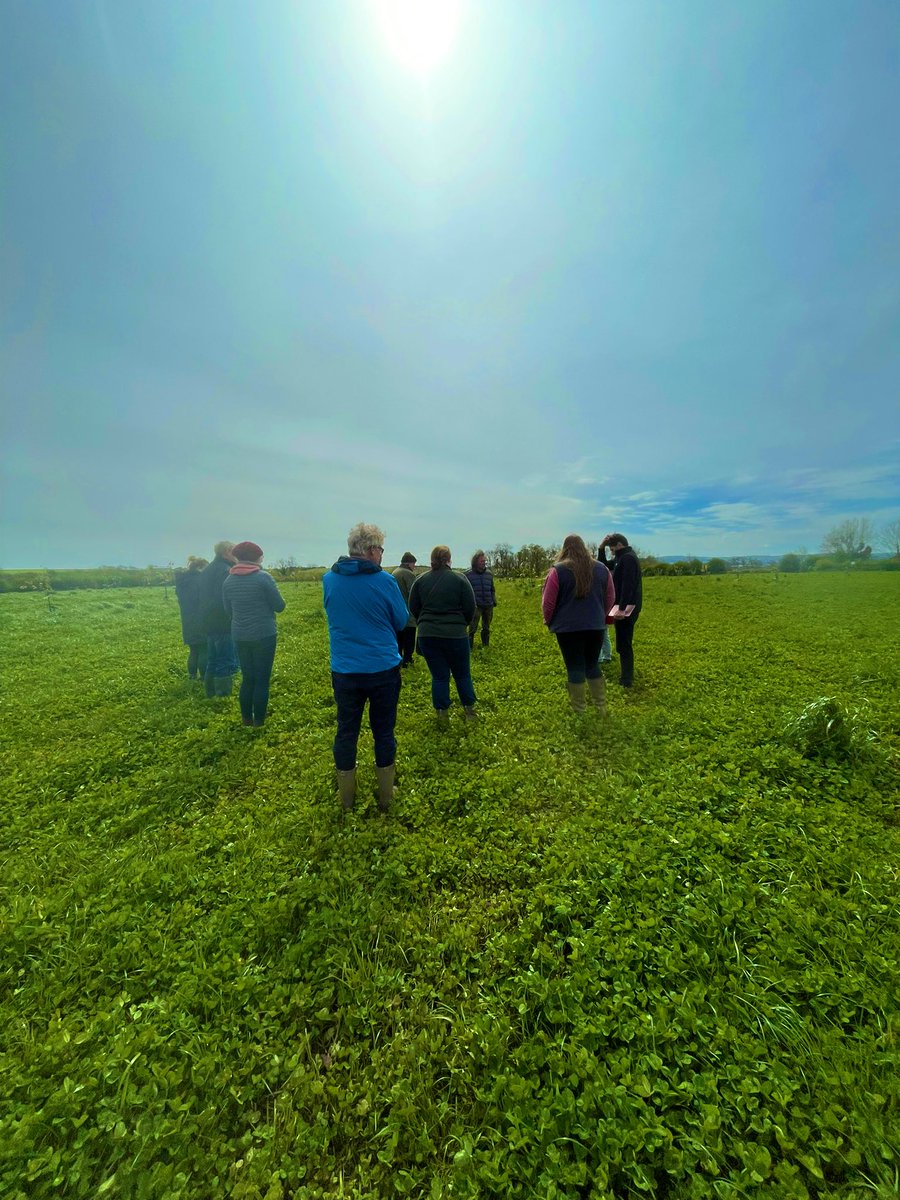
[{"xmin": 2, "ymin": 0, "xmax": 898, "ymax": 568}]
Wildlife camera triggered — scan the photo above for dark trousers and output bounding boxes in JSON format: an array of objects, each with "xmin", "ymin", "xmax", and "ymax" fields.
[
  {"xmin": 235, "ymin": 636, "xmax": 277, "ymax": 724},
  {"xmin": 417, "ymin": 636, "xmax": 476, "ymax": 710},
  {"xmin": 614, "ymin": 613, "xmax": 639, "ymax": 686},
  {"xmin": 397, "ymin": 626, "xmax": 416, "ymax": 665},
  {"xmin": 187, "ymin": 641, "xmax": 208, "ymax": 679},
  {"xmin": 554, "ymin": 629, "xmax": 605, "ymax": 684},
  {"xmin": 332, "ymin": 667, "xmax": 402, "ymax": 770},
  {"xmin": 468, "ymin": 606, "xmax": 493, "ymax": 646}
]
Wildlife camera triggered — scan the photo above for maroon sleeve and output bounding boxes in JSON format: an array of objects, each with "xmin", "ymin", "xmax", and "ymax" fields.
[
  {"xmin": 541, "ymin": 569, "xmax": 560, "ymax": 625},
  {"xmin": 604, "ymin": 566, "xmax": 616, "ymax": 621}
]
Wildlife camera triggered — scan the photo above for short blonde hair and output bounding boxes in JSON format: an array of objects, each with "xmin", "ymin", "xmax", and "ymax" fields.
[
  {"xmin": 213, "ymin": 540, "xmax": 235, "ymax": 558},
  {"xmin": 187, "ymin": 555, "xmax": 208, "ymax": 572},
  {"xmin": 347, "ymin": 522, "xmax": 385, "ymax": 557},
  {"xmin": 430, "ymin": 545, "xmax": 451, "ymax": 569}
]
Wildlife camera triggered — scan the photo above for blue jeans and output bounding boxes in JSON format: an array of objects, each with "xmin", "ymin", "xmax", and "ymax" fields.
[
  {"xmin": 600, "ymin": 626, "xmax": 612, "ymax": 663},
  {"xmin": 205, "ymin": 633, "xmax": 238, "ymax": 679},
  {"xmin": 417, "ymin": 636, "xmax": 476, "ymax": 710},
  {"xmin": 332, "ymin": 667, "xmax": 402, "ymax": 770},
  {"xmin": 235, "ymin": 636, "xmax": 277, "ymax": 724}
]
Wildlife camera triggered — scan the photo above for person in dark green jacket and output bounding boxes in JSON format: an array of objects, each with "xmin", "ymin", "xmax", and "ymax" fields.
[{"xmin": 409, "ymin": 545, "xmax": 477, "ymax": 724}]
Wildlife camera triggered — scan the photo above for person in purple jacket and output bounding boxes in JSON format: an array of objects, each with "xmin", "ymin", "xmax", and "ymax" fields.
[
  {"xmin": 542, "ymin": 534, "xmax": 615, "ymax": 714},
  {"xmin": 222, "ymin": 541, "xmax": 286, "ymax": 727}
]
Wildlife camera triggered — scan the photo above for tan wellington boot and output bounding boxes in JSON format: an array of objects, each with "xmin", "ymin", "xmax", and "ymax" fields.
[
  {"xmin": 566, "ymin": 682, "xmax": 587, "ymax": 714},
  {"xmin": 375, "ymin": 763, "xmax": 396, "ymax": 813},
  {"xmin": 337, "ymin": 767, "xmax": 357, "ymax": 812},
  {"xmin": 588, "ymin": 675, "xmax": 608, "ymax": 715}
]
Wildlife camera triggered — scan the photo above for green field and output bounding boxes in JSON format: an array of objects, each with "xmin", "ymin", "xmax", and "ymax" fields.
[{"xmin": 2, "ymin": 574, "xmax": 898, "ymax": 1199}]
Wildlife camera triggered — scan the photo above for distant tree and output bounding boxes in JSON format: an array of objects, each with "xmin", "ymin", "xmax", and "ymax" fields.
[
  {"xmin": 878, "ymin": 519, "xmax": 900, "ymax": 558},
  {"xmin": 686, "ymin": 558, "xmax": 703, "ymax": 576},
  {"xmin": 706, "ymin": 557, "xmax": 729, "ymax": 574},
  {"xmin": 272, "ymin": 556, "xmax": 298, "ymax": 580},
  {"xmin": 821, "ymin": 518, "xmax": 874, "ymax": 561},
  {"xmin": 514, "ymin": 543, "xmax": 553, "ymax": 576},
  {"xmin": 487, "ymin": 547, "xmax": 513, "ymax": 578},
  {"xmin": 778, "ymin": 553, "xmax": 801, "ymax": 573}
]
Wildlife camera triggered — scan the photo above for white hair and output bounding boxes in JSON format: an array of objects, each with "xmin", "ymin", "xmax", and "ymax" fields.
[
  {"xmin": 213, "ymin": 540, "xmax": 235, "ymax": 557},
  {"xmin": 347, "ymin": 522, "xmax": 385, "ymax": 557}
]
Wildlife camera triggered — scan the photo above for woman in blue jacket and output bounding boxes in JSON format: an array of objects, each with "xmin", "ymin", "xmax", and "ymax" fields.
[{"xmin": 222, "ymin": 541, "xmax": 286, "ymax": 727}]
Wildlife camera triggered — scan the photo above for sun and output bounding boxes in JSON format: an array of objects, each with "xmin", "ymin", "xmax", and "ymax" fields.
[{"xmin": 372, "ymin": 0, "xmax": 465, "ymax": 76}]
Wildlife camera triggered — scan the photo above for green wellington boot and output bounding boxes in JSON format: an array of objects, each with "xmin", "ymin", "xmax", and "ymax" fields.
[
  {"xmin": 337, "ymin": 767, "xmax": 357, "ymax": 812},
  {"xmin": 566, "ymin": 682, "xmax": 587, "ymax": 714},
  {"xmin": 588, "ymin": 676, "xmax": 607, "ymax": 715},
  {"xmin": 375, "ymin": 763, "xmax": 396, "ymax": 813}
]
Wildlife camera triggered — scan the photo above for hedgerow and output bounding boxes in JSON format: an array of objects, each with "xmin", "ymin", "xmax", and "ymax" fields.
[{"xmin": 0, "ymin": 574, "xmax": 897, "ymax": 1198}]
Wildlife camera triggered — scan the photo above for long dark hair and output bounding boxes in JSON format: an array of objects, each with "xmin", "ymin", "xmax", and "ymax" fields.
[{"xmin": 556, "ymin": 534, "xmax": 595, "ymax": 598}]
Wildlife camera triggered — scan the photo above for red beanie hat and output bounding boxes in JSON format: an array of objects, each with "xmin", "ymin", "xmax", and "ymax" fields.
[{"xmin": 232, "ymin": 541, "xmax": 263, "ymax": 562}]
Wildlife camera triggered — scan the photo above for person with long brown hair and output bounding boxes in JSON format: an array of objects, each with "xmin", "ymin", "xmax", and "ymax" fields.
[{"xmin": 541, "ymin": 534, "xmax": 615, "ymax": 713}]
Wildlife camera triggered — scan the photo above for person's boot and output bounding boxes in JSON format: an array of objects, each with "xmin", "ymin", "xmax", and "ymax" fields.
[
  {"xmin": 375, "ymin": 763, "xmax": 395, "ymax": 813},
  {"xmin": 566, "ymin": 682, "xmax": 587, "ymax": 713},
  {"xmin": 588, "ymin": 676, "xmax": 607, "ymax": 715},
  {"xmin": 436, "ymin": 708, "xmax": 450, "ymax": 726},
  {"xmin": 204, "ymin": 674, "xmax": 216, "ymax": 698},
  {"xmin": 337, "ymin": 767, "xmax": 357, "ymax": 811},
  {"xmin": 463, "ymin": 705, "xmax": 477, "ymax": 722},
  {"xmin": 214, "ymin": 676, "xmax": 233, "ymax": 697}
]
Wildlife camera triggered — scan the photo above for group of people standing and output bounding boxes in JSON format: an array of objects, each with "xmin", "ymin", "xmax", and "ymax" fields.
[
  {"xmin": 174, "ymin": 540, "xmax": 286, "ymax": 727},
  {"xmin": 175, "ymin": 524, "xmax": 642, "ymax": 813}
]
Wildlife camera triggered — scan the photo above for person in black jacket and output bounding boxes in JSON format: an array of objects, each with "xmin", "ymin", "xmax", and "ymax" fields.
[
  {"xmin": 598, "ymin": 533, "xmax": 643, "ymax": 688},
  {"xmin": 174, "ymin": 555, "xmax": 209, "ymax": 679},
  {"xmin": 198, "ymin": 540, "xmax": 239, "ymax": 697},
  {"xmin": 409, "ymin": 546, "xmax": 477, "ymax": 724}
]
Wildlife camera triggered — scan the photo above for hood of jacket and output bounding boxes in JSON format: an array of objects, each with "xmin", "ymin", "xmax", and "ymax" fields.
[{"xmin": 330, "ymin": 555, "xmax": 381, "ymax": 576}]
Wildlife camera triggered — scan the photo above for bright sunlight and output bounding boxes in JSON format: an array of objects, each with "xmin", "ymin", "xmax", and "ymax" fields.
[{"xmin": 372, "ymin": 0, "xmax": 465, "ymax": 76}]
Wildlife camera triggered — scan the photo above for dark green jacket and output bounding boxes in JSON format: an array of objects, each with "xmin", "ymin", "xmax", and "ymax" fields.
[
  {"xmin": 391, "ymin": 566, "xmax": 417, "ymax": 628},
  {"xmin": 409, "ymin": 568, "xmax": 476, "ymax": 638}
]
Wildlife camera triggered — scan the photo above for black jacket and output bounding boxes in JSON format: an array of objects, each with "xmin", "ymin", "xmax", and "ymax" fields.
[
  {"xmin": 601, "ymin": 546, "xmax": 642, "ymax": 613},
  {"xmin": 174, "ymin": 570, "xmax": 205, "ymax": 644},
  {"xmin": 198, "ymin": 555, "xmax": 233, "ymax": 636}
]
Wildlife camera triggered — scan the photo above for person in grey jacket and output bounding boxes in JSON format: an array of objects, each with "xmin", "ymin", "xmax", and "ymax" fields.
[
  {"xmin": 222, "ymin": 541, "xmax": 286, "ymax": 727},
  {"xmin": 391, "ymin": 552, "xmax": 418, "ymax": 667}
]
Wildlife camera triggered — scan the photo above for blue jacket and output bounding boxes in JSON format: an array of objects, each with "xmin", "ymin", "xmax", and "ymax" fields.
[
  {"xmin": 323, "ymin": 557, "xmax": 408, "ymax": 673},
  {"xmin": 465, "ymin": 568, "xmax": 496, "ymax": 608},
  {"xmin": 222, "ymin": 569, "xmax": 286, "ymax": 640}
]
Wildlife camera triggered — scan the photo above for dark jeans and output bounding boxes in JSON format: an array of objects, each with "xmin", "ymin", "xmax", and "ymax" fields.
[
  {"xmin": 187, "ymin": 641, "xmax": 208, "ymax": 679},
  {"xmin": 205, "ymin": 633, "xmax": 238, "ymax": 679},
  {"xmin": 417, "ymin": 636, "xmax": 476, "ymax": 710},
  {"xmin": 468, "ymin": 606, "xmax": 494, "ymax": 646},
  {"xmin": 397, "ymin": 626, "xmax": 416, "ymax": 665},
  {"xmin": 555, "ymin": 629, "xmax": 605, "ymax": 684},
  {"xmin": 332, "ymin": 667, "xmax": 402, "ymax": 770},
  {"xmin": 614, "ymin": 612, "xmax": 639, "ymax": 686},
  {"xmin": 235, "ymin": 635, "xmax": 277, "ymax": 724}
]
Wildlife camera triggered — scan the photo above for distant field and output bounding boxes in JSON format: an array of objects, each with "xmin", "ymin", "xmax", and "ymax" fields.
[{"xmin": 1, "ymin": 574, "xmax": 898, "ymax": 1199}]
